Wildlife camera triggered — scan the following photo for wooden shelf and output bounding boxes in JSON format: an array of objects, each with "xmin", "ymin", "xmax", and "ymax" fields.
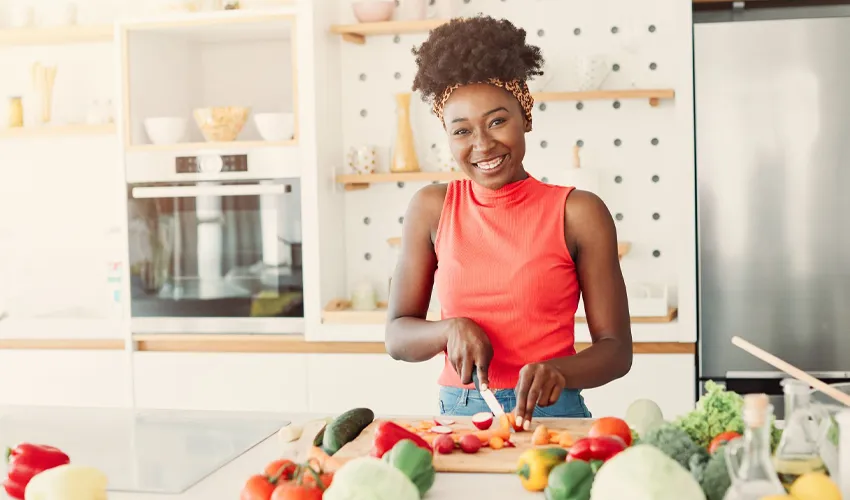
[
  {"xmin": 0, "ymin": 24, "xmax": 114, "ymax": 47},
  {"xmin": 0, "ymin": 123, "xmax": 116, "ymax": 138},
  {"xmin": 323, "ymin": 299, "xmax": 678, "ymax": 325},
  {"xmin": 337, "ymin": 171, "xmax": 467, "ymax": 190},
  {"xmin": 330, "ymin": 19, "xmax": 448, "ymax": 44},
  {"xmin": 126, "ymin": 139, "xmax": 297, "ymax": 152},
  {"xmin": 532, "ymin": 89, "xmax": 675, "ymax": 107}
]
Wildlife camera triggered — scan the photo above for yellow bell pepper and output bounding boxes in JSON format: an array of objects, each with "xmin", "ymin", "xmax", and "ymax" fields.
[
  {"xmin": 516, "ymin": 446, "xmax": 569, "ymax": 491},
  {"xmin": 24, "ymin": 465, "xmax": 107, "ymax": 500}
]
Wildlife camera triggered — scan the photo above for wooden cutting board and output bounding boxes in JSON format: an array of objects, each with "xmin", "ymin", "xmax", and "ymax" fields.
[{"xmin": 332, "ymin": 416, "xmax": 595, "ymax": 474}]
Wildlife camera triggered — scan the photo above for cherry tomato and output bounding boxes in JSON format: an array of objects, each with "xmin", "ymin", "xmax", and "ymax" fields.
[
  {"xmin": 270, "ymin": 483, "xmax": 324, "ymax": 500},
  {"xmin": 587, "ymin": 417, "xmax": 633, "ymax": 446},
  {"xmin": 264, "ymin": 459, "xmax": 297, "ymax": 481},
  {"xmin": 241, "ymin": 474, "xmax": 277, "ymax": 500},
  {"xmin": 709, "ymin": 431, "xmax": 741, "ymax": 454}
]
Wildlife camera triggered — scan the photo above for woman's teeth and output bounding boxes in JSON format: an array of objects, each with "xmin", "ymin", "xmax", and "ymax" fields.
[{"xmin": 475, "ymin": 155, "xmax": 505, "ymax": 170}]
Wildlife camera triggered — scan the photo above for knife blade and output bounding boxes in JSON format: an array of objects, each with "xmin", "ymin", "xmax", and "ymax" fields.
[{"xmin": 472, "ymin": 368, "xmax": 514, "ymax": 433}]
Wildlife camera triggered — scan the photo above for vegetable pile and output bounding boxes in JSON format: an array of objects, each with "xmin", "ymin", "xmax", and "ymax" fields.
[{"xmin": 3, "ymin": 442, "xmax": 107, "ymax": 500}]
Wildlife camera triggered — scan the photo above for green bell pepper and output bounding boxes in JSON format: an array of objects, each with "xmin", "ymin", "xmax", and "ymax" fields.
[
  {"xmin": 544, "ymin": 460, "xmax": 595, "ymax": 500},
  {"xmin": 382, "ymin": 438, "xmax": 436, "ymax": 497}
]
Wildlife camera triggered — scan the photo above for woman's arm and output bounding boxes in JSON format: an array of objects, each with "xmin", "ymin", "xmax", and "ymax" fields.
[
  {"xmin": 384, "ymin": 185, "xmax": 454, "ymax": 362},
  {"xmin": 553, "ymin": 189, "xmax": 633, "ymax": 387}
]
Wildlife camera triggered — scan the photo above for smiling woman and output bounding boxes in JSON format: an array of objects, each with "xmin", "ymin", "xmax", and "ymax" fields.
[{"xmin": 384, "ymin": 15, "xmax": 633, "ymax": 427}]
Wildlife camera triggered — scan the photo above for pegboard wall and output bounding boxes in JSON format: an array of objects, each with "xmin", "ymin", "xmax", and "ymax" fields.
[{"xmin": 335, "ymin": 0, "xmax": 697, "ymax": 328}]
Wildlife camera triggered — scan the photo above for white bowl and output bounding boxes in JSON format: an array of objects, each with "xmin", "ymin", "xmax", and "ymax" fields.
[
  {"xmin": 143, "ymin": 117, "xmax": 187, "ymax": 145},
  {"xmin": 254, "ymin": 112, "xmax": 295, "ymax": 142},
  {"xmin": 352, "ymin": 1, "xmax": 395, "ymax": 23}
]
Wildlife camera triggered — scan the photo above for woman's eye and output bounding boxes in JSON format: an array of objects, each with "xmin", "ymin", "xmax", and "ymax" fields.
[
  {"xmin": 490, "ymin": 118, "xmax": 505, "ymax": 127},
  {"xmin": 453, "ymin": 128, "xmax": 469, "ymax": 136}
]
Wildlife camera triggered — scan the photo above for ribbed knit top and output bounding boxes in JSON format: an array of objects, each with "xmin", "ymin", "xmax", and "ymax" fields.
[{"xmin": 434, "ymin": 175, "xmax": 580, "ymax": 389}]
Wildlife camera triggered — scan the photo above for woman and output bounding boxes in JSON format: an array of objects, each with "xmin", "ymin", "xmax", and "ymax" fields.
[{"xmin": 385, "ymin": 15, "xmax": 633, "ymax": 427}]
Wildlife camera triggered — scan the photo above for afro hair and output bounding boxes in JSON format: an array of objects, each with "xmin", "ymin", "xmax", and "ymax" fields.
[{"xmin": 411, "ymin": 15, "xmax": 545, "ymax": 107}]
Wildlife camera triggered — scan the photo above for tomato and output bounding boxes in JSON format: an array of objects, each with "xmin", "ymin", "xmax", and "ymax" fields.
[
  {"xmin": 303, "ymin": 471, "xmax": 333, "ymax": 490},
  {"xmin": 270, "ymin": 483, "xmax": 324, "ymax": 500},
  {"xmin": 587, "ymin": 417, "xmax": 633, "ymax": 446},
  {"xmin": 241, "ymin": 474, "xmax": 277, "ymax": 500},
  {"xmin": 264, "ymin": 459, "xmax": 297, "ymax": 481},
  {"xmin": 708, "ymin": 431, "xmax": 741, "ymax": 454}
]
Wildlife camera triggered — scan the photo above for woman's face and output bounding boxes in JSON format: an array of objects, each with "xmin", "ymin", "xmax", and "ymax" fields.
[{"xmin": 442, "ymin": 83, "xmax": 530, "ymax": 190}]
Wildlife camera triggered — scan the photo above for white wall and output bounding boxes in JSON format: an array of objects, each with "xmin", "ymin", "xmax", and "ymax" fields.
[{"xmin": 0, "ymin": 0, "xmax": 698, "ymax": 417}]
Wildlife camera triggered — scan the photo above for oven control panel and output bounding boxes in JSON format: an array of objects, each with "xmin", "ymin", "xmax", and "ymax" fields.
[{"xmin": 175, "ymin": 154, "xmax": 248, "ymax": 174}]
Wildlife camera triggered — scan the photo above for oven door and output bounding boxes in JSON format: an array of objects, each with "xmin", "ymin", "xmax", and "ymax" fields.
[{"xmin": 127, "ymin": 178, "xmax": 303, "ymax": 334}]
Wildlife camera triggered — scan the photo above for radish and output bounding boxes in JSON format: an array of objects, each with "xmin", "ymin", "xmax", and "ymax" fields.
[
  {"xmin": 433, "ymin": 417, "xmax": 455, "ymax": 426},
  {"xmin": 459, "ymin": 434, "xmax": 481, "ymax": 453},
  {"xmin": 434, "ymin": 434, "xmax": 455, "ymax": 454},
  {"xmin": 471, "ymin": 412, "xmax": 494, "ymax": 430},
  {"xmin": 429, "ymin": 425, "xmax": 453, "ymax": 434}
]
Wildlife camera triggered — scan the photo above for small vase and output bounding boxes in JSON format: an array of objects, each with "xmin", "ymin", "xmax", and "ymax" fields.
[{"xmin": 391, "ymin": 93, "xmax": 420, "ymax": 173}]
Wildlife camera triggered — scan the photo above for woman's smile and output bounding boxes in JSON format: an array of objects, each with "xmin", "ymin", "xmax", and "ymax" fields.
[{"xmin": 472, "ymin": 153, "xmax": 509, "ymax": 174}]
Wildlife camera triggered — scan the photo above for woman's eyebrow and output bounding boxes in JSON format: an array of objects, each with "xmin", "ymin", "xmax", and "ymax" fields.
[{"xmin": 450, "ymin": 106, "xmax": 508, "ymax": 124}]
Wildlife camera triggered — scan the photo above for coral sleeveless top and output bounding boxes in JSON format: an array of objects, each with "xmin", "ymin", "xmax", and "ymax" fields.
[{"xmin": 434, "ymin": 175, "xmax": 581, "ymax": 389}]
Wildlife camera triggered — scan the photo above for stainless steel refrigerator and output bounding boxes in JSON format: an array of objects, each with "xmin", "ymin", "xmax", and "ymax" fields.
[{"xmin": 694, "ymin": 5, "xmax": 850, "ymax": 416}]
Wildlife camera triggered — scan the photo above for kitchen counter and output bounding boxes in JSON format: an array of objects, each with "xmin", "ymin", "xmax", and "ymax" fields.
[{"xmin": 0, "ymin": 408, "xmax": 540, "ymax": 500}]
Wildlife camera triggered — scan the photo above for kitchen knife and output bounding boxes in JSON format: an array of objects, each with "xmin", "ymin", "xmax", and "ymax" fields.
[{"xmin": 472, "ymin": 368, "xmax": 514, "ymax": 433}]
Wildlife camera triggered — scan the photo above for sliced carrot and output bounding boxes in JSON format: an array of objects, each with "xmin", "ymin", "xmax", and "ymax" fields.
[
  {"xmin": 558, "ymin": 431, "xmax": 575, "ymax": 447},
  {"xmin": 532, "ymin": 425, "xmax": 550, "ymax": 446},
  {"xmin": 489, "ymin": 436, "xmax": 505, "ymax": 449},
  {"xmin": 492, "ymin": 427, "xmax": 511, "ymax": 441},
  {"xmin": 474, "ymin": 430, "xmax": 492, "ymax": 445}
]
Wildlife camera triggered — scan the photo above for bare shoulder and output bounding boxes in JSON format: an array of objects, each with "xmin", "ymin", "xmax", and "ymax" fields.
[
  {"xmin": 406, "ymin": 183, "xmax": 449, "ymax": 234},
  {"xmin": 563, "ymin": 189, "xmax": 616, "ymax": 249}
]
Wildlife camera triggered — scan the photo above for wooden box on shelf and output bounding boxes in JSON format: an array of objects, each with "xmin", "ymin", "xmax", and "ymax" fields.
[{"xmin": 119, "ymin": 12, "xmax": 300, "ymax": 152}]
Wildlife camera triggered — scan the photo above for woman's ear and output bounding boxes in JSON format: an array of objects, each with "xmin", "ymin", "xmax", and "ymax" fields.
[{"xmin": 524, "ymin": 119, "xmax": 532, "ymax": 133}]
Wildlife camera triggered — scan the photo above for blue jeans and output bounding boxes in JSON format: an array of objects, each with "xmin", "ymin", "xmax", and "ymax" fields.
[{"xmin": 438, "ymin": 386, "xmax": 592, "ymax": 418}]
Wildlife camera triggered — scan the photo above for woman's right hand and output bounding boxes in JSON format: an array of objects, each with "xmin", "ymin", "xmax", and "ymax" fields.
[{"xmin": 446, "ymin": 318, "xmax": 494, "ymax": 389}]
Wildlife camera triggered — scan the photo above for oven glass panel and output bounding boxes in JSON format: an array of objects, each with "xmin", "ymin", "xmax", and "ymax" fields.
[{"xmin": 127, "ymin": 179, "xmax": 303, "ymax": 320}]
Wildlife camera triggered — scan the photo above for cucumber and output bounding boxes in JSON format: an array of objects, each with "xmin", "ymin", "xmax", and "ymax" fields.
[
  {"xmin": 322, "ymin": 407, "xmax": 375, "ymax": 455},
  {"xmin": 313, "ymin": 423, "xmax": 327, "ymax": 447}
]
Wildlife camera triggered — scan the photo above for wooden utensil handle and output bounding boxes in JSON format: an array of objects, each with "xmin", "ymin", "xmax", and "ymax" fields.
[{"xmin": 731, "ymin": 336, "xmax": 850, "ymax": 407}]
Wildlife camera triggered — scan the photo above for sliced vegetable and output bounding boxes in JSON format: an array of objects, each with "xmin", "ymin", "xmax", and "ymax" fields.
[
  {"xmin": 322, "ymin": 457, "xmax": 419, "ymax": 500},
  {"xmin": 472, "ymin": 412, "xmax": 494, "ymax": 430},
  {"xmin": 566, "ymin": 436, "xmax": 626, "ymax": 463},
  {"xmin": 707, "ymin": 431, "xmax": 740, "ymax": 454},
  {"xmin": 370, "ymin": 421, "xmax": 432, "ymax": 458},
  {"xmin": 5, "ymin": 443, "xmax": 71, "ymax": 500},
  {"xmin": 516, "ymin": 447, "xmax": 569, "ymax": 492},
  {"xmin": 544, "ymin": 460, "xmax": 594, "ymax": 500},
  {"xmin": 459, "ymin": 434, "xmax": 481, "ymax": 454},
  {"xmin": 489, "ymin": 436, "xmax": 505, "ymax": 449},
  {"xmin": 588, "ymin": 417, "xmax": 633, "ymax": 447},
  {"xmin": 23, "ymin": 465, "xmax": 107, "ymax": 500},
  {"xmin": 322, "ymin": 408, "xmax": 375, "ymax": 456},
  {"xmin": 532, "ymin": 425, "xmax": 550, "ymax": 445},
  {"xmin": 434, "ymin": 434, "xmax": 455, "ymax": 455},
  {"xmin": 429, "ymin": 425, "xmax": 453, "ymax": 434},
  {"xmin": 382, "ymin": 439, "xmax": 436, "ymax": 496},
  {"xmin": 433, "ymin": 418, "xmax": 455, "ymax": 426}
]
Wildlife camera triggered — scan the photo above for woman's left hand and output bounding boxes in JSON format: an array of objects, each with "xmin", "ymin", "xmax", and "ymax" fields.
[{"xmin": 514, "ymin": 361, "xmax": 566, "ymax": 429}]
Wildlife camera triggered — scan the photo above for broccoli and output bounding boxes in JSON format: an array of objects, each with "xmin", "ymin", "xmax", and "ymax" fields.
[
  {"xmin": 688, "ymin": 447, "xmax": 711, "ymax": 483},
  {"xmin": 697, "ymin": 445, "xmax": 732, "ymax": 500},
  {"xmin": 641, "ymin": 422, "xmax": 704, "ymax": 469}
]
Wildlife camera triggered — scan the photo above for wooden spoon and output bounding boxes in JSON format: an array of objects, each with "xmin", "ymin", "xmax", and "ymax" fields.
[{"xmin": 731, "ymin": 336, "xmax": 850, "ymax": 407}]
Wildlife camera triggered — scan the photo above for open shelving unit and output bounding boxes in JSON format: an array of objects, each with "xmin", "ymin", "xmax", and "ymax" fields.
[
  {"xmin": 330, "ymin": 19, "xmax": 447, "ymax": 44},
  {"xmin": 125, "ymin": 138, "xmax": 297, "ymax": 152},
  {"xmin": 532, "ymin": 89, "xmax": 676, "ymax": 107},
  {"xmin": 336, "ymin": 170, "xmax": 466, "ymax": 190},
  {"xmin": 0, "ymin": 24, "xmax": 114, "ymax": 46},
  {"xmin": 0, "ymin": 123, "xmax": 116, "ymax": 138}
]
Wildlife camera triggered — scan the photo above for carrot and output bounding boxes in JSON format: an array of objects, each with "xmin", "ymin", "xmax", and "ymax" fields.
[
  {"xmin": 489, "ymin": 436, "xmax": 505, "ymax": 449},
  {"xmin": 558, "ymin": 431, "xmax": 575, "ymax": 447},
  {"xmin": 474, "ymin": 430, "xmax": 492, "ymax": 445},
  {"xmin": 307, "ymin": 446, "xmax": 342, "ymax": 473},
  {"xmin": 491, "ymin": 427, "xmax": 512, "ymax": 441},
  {"xmin": 532, "ymin": 425, "xmax": 550, "ymax": 445}
]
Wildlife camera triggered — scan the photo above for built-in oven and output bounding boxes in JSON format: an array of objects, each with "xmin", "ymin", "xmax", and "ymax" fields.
[{"xmin": 125, "ymin": 152, "xmax": 303, "ymax": 334}]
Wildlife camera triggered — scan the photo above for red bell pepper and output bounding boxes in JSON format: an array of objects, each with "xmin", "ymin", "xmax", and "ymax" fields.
[
  {"xmin": 566, "ymin": 436, "xmax": 626, "ymax": 464},
  {"xmin": 369, "ymin": 421, "xmax": 432, "ymax": 458},
  {"xmin": 4, "ymin": 443, "xmax": 70, "ymax": 499}
]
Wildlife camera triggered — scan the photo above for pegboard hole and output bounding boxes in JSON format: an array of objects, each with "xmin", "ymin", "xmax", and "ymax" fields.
[
  {"xmin": 540, "ymin": 140, "xmax": 548, "ymax": 148},
  {"xmin": 537, "ymin": 29, "xmax": 545, "ymax": 37},
  {"xmin": 651, "ymin": 137, "xmax": 659, "ymax": 146},
  {"xmin": 612, "ymin": 63, "xmax": 620, "ymax": 72},
  {"xmin": 364, "ymin": 253, "xmax": 372, "ymax": 261},
  {"xmin": 541, "ymin": 176, "xmax": 549, "ymax": 183},
  {"xmin": 363, "ymin": 217, "xmax": 371, "ymax": 225},
  {"xmin": 576, "ymin": 139, "xmax": 584, "ymax": 147},
  {"xmin": 394, "ymin": 72, "xmax": 402, "ymax": 80},
  {"xmin": 612, "ymin": 101, "xmax": 621, "ymax": 109},
  {"xmin": 649, "ymin": 62, "xmax": 658, "ymax": 71},
  {"xmin": 393, "ymin": 35, "xmax": 401, "ymax": 43},
  {"xmin": 539, "ymin": 103, "xmax": 547, "ymax": 111},
  {"xmin": 652, "ymin": 175, "xmax": 660, "ymax": 183},
  {"xmin": 611, "ymin": 26, "xmax": 619, "ymax": 34},
  {"xmin": 573, "ymin": 27, "xmax": 581, "ymax": 36},
  {"xmin": 576, "ymin": 102, "xmax": 584, "ymax": 110},
  {"xmin": 614, "ymin": 175, "xmax": 623, "ymax": 184},
  {"xmin": 614, "ymin": 138, "xmax": 622, "ymax": 147},
  {"xmin": 652, "ymin": 212, "xmax": 661, "ymax": 220},
  {"xmin": 615, "ymin": 213, "xmax": 624, "ymax": 221},
  {"xmin": 652, "ymin": 250, "xmax": 661, "ymax": 258},
  {"xmin": 397, "ymin": 182, "xmax": 405, "ymax": 188},
  {"xmin": 360, "ymin": 109, "xmax": 368, "ymax": 117},
  {"xmin": 398, "ymin": 216, "xmax": 404, "ymax": 224},
  {"xmin": 359, "ymin": 73, "xmax": 367, "ymax": 81},
  {"xmin": 649, "ymin": 24, "xmax": 657, "ymax": 33}
]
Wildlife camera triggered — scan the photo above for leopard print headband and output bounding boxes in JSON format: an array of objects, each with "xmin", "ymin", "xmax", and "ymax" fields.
[{"xmin": 432, "ymin": 78, "xmax": 534, "ymax": 130}]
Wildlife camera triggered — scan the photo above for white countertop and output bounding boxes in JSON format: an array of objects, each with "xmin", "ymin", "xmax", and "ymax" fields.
[{"xmin": 0, "ymin": 407, "xmax": 537, "ymax": 500}]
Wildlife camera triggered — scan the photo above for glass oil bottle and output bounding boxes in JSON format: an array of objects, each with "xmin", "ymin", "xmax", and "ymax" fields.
[
  {"xmin": 772, "ymin": 379, "xmax": 830, "ymax": 490},
  {"xmin": 723, "ymin": 393, "xmax": 786, "ymax": 500}
]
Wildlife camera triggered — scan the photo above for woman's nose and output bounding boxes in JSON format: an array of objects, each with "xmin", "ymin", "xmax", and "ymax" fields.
[{"xmin": 472, "ymin": 130, "xmax": 495, "ymax": 151}]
